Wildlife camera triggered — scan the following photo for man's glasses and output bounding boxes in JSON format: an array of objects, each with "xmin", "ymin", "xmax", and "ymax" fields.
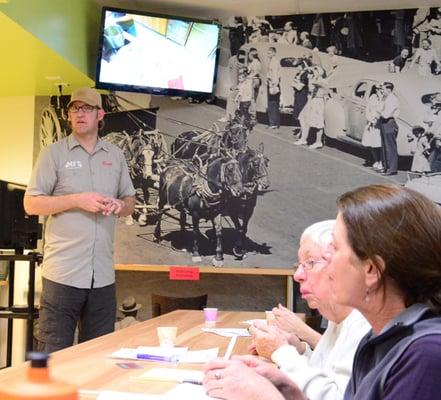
[
  {"xmin": 68, "ymin": 105, "xmax": 98, "ymax": 113},
  {"xmin": 297, "ymin": 259, "xmax": 327, "ymax": 271}
]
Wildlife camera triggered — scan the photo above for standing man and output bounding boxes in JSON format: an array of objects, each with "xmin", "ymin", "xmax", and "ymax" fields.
[
  {"xmin": 267, "ymin": 46, "xmax": 281, "ymax": 130},
  {"xmin": 24, "ymin": 87, "xmax": 136, "ymax": 353},
  {"xmin": 378, "ymin": 82, "xmax": 400, "ymax": 176}
]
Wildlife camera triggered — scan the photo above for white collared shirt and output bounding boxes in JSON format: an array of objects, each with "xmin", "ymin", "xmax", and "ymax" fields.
[
  {"xmin": 272, "ymin": 310, "xmax": 371, "ymax": 400},
  {"xmin": 381, "ymin": 93, "xmax": 400, "ymax": 119}
]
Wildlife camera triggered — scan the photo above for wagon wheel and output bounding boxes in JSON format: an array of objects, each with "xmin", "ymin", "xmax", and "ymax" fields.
[{"xmin": 40, "ymin": 106, "xmax": 62, "ymax": 147}]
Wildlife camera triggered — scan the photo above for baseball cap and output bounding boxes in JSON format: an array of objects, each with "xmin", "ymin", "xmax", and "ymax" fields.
[{"xmin": 67, "ymin": 87, "xmax": 102, "ymax": 109}]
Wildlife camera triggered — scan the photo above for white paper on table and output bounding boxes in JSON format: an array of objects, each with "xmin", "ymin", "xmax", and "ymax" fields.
[
  {"xmin": 163, "ymin": 383, "xmax": 216, "ymax": 400},
  {"xmin": 106, "ymin": 348, "xmax": 139, "ymax": 360},
  {"xmin": 94, "ymin": 390, "xmax": 161, "ymax": 400},
  {"xmin": 132, "ymin": 367, "xmax": 204, "ymax": 383},
  {"xmin": 202, "ymin": 328, "xmax": 251, "ymax": 337},
  {"xmin": 241, "ymin": 319, "xmax": 267, "ymax": 325},
  {"xmin": 179, "ymin": 348, "xmax": 219, "ymax": 363},
  {"xmin": 106, "ymin": 347, "xmax": 188, "ymax": 361}
]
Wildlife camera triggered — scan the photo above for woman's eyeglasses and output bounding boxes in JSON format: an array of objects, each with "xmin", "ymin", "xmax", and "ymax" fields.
[
  {"xmin": 297, "ymin": 259, "xmax": 327, "ymax": 271},
  {"xmin": 68, "ymin": 105, "xmax": 98, "ymax": 113}
]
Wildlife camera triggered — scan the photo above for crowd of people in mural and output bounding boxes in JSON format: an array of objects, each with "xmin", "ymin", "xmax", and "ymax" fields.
[
  {"xmin": 224, "ymin": 8, "xmax": 441, "ymax": 63},
  {"xmin": 220, "ymin": 8, "xmax": 441, "ymax": 174}
]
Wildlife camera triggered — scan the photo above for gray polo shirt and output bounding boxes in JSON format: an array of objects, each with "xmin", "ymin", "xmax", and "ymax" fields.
[{"xmin": 26, "ymin": 135, "xmax": 135, "ymax": 289}]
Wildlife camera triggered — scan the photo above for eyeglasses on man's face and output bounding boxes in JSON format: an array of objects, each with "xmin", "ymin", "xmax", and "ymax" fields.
[
  {"xmin": 68, "ymin": 104, "xmax": 98, "ymax": 113},
  {"xmin": 297, "ymin": 259, "xmax": 327, "ymax": 271}
]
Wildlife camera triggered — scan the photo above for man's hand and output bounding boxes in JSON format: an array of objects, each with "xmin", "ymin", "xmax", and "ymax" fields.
[
  {"xmin": 75, "ymin": 192, "xmax": 108, "ymax": 213},
  {"xmin": 101, "ymin": 197, "xmax": 125, "ymax": 216}
]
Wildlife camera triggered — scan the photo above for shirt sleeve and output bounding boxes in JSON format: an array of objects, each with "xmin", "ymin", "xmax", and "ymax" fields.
[
  {"xmin": 25, "ymin": 145, "xmax": 58, "ymax": 196},
  {"xmin": 383, "ymin": 335, "xmax": 441, "ymax": 400}
]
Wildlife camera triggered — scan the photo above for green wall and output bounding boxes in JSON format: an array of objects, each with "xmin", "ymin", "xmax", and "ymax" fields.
[{"xmin": 0, "ymin": 0, "xmax": 101, "ymax": 78}]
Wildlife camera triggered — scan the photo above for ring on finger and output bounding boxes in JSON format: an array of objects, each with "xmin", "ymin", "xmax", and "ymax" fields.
[{"xmin": 214, "ymin": 370, "xmax": 222, "ymax": 380}]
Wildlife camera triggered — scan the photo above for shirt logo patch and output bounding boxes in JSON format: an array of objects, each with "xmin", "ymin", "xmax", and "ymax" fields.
[
  {"xmin": 102, "ymin": 161, "xmax": 113, "ymax": 166},
  {"xmin": 65, "ymin": 161, "xmax": 82, "ymax": 169}
]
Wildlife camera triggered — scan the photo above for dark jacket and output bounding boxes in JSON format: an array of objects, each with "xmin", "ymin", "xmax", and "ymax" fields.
[{"xmin": 344, "ymin": 304, "xmax": 441, "ymax": 400}]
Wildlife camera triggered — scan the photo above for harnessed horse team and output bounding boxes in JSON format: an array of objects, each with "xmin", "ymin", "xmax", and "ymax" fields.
[{"xmin": 106, "ymin": 119, "xmax": 270, "ymax": 266}]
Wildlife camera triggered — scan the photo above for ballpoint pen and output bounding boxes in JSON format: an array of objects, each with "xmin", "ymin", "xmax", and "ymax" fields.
[
  {"xmin": 136, "ymin": 354, "xmax": 179, "ymax": 362},
  {"xmin": 182, "ymin": 379, "xmax": 203, "ymax": 385}
]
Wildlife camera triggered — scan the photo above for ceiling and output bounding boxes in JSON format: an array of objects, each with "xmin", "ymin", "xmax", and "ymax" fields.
[
  {"xmin": 1, "ymin": 0, "xmax": 441, "ymax": 97},
  {"xmin": 94, "ymin": 0, "xmax": 441, "ymax": 18}
]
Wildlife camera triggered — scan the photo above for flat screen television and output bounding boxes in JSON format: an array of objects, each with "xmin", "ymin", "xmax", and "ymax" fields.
[
  {"xmin": 95, "ymin": 7, "xmax": 221, "ymax": 98},
  {"xmin": 0, "ymin": 180, "xmax": 42, "ymax": 252}
]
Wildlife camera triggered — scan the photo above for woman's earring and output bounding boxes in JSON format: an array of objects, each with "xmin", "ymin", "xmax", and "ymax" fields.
[{"xmin": 364, "ymin": 288, "xmax": 371, "ymax": 303}]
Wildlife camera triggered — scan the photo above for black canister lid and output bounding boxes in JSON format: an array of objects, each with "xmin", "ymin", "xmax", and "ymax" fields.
[{"xmin": 27, "ymin": 352, "xmax": 50, "ymax": 368}]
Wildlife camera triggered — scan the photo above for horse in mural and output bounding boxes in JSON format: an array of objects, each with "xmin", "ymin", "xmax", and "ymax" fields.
[
  {"xmin": 221, "ymin": 120, "xmax": 249, "ymax": 153},
  {"xmin": 154, "ymin": 154, "xmax": 243, "ymax": 266},
  {"xmin": 224, "ymin": 142, "xmax": 270, "ymax": 259},
  {"xmin": 103, "ymin": 129, "xmax": 166, "ymax": 225}
]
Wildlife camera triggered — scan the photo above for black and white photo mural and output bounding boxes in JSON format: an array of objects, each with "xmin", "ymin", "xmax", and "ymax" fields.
[{"xmin": 35, "ymin": 7, "xmax": 441, "ymax": 270}]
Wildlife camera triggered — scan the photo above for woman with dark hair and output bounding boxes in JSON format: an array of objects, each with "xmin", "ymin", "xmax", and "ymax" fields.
[{"xmin": 328, "ymin": 184, "xmax": 441, "ymax": 400}]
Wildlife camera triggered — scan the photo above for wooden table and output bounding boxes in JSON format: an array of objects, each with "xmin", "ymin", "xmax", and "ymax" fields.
[
  {"xmin": 0, "ymin": 310, "xmax": 264, "ymax": 398},
  {"xmin": 115, "ymin": 264, "xmax": 295, "ymax": 310}
]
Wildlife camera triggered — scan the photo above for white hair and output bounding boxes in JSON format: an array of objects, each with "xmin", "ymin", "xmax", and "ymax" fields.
[{"xmin": 300, "ymin": 219, "xmax": 336, "ymax": 250}]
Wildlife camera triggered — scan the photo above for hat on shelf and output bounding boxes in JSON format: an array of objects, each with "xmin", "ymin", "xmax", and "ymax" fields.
[{"xmin": 118, "ymin": 295, "xmax": 142, "ymax": 313}]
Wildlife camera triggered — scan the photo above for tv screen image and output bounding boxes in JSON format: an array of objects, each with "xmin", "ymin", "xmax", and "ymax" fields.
[{"xmin": 96, "ymin": 7, "xmax": 221, "ymax": 97}]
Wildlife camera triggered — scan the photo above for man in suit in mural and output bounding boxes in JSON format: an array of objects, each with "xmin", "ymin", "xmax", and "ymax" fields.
[
  {"xmin": 24, "ymin": 87, "xmax": 135, "ymax": 353},
  {"xmin": 267, "ymin": 46, "xmax": 281, "ymax": 129},
  {"xmin": 378, "ymin": 82, "xmax": 400, "ymax": 176}
]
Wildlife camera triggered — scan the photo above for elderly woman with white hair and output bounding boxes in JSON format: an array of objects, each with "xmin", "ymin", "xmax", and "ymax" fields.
[{"xmin": 203, "ymin": 220, "xmax": 370, "ymax": 400}]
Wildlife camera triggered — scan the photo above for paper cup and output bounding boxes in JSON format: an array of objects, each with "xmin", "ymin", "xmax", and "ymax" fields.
[
  {"xmin": 157, "ymin": 326, "xmax": 177, "ymax": 347},
  {"xmin": 203, "ymin": 307, "xmax": 218, "ymax": 325},
  {"xmin": 265, "ymin": 311, "xmax": 276, "ymax": 325}
]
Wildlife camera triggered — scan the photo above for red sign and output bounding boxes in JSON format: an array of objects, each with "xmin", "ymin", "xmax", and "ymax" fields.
[{"xmin": 169, "ymin": 266, "xmax": 200, "ymax": 281}]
